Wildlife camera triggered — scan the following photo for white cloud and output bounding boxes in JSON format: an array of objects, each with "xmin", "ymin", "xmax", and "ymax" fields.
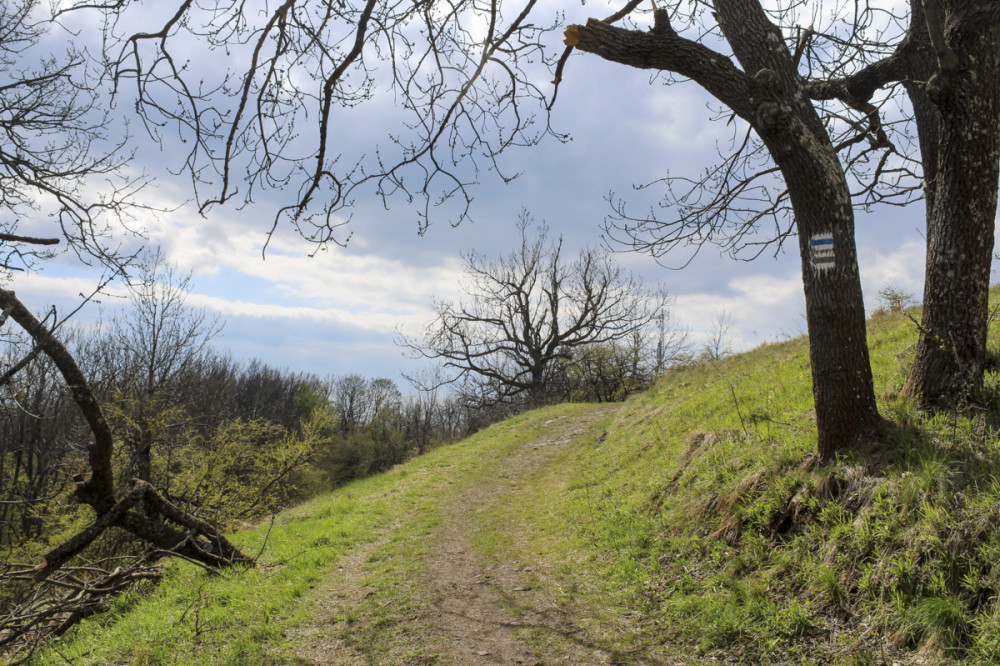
[
  {"xmin": 8, "ymin": 273, "xmax": 129, "ymax": 309},
  {"xmin": 673, "ymin": 271, "xmax": 806, "ymax": 352},
  {"xmin": 185, "ymin": 293, "xmax": 429, "ymax": 335},
  {"xmin": 859, "ymin": 239, "xmax": 925, "ymax": 308},
  {"xmin": 139, "ymin": 201, "xmax": 467, "ymax": 311}
]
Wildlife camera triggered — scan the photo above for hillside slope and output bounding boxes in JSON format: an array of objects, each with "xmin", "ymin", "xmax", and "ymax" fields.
[{"xmin": 28, "ymin": 305, "xmax": 1000, "ymax": 664}]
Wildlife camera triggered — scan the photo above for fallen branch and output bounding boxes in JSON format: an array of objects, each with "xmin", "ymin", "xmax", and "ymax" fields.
[{"xmin": 1, "ymin": 556, "xmax": 163, "ymax": 662}]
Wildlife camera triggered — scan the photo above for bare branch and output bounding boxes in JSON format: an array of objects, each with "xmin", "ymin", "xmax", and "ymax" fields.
[{"xmin": 0, "ymin": 234, "xmax": 59, "ymax": 246}]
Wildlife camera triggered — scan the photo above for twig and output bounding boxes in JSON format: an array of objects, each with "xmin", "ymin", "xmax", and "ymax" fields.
[{"xmin": 254, "ymin": 514, "xmax": 278, "ymax": 563}]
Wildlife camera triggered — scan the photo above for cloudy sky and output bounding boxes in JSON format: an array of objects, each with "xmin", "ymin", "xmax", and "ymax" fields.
[{"xmin": 10, "ymin": 1, "xmax": 942, "ymax": 383}]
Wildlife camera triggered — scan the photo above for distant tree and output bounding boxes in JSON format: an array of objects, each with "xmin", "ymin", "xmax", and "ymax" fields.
[
  {"xmin": 400, "ymin": 212, "xmax": 670, "ymax": 408},
  {"xmin": 699, "ymin": 311, "xmax": 738, "ymax": 363},
  {"xmin": 94, "ymin": 250, "xmax": 221, "ymax": 496},
  {"xmin": 875, "ymin": 286, "xmax": 915, "ymax": 315},
  {"xmin": 552, "ymin": 316, "xmax": 689, "ymax": 402},
  {"xmin": 401, "ymin": 367, "xmax": 450, "ymax": 454},
  {"xmin": 401, "ymin": 391, "xmax": 439, "ymax": 456},
  {"xmin": 320, "ymin": 375, "xmax": 412, "ymax": 484},
  {"xmin": 227, "ymin": 360, "xmax": 322, "ymax": 431},
  {"xmin": 655, "ymin": 309, "xmax": 693, "ymax": 375},
  {"xmin": 557, "ymin": 338, "xmax": 647, "ymax": 403},
  {"xmin": 367, "ymin": 377, "xmax": 403, "ymax": 429},
  {"xmin": 329, "ymin": 374, "xmax": 372, "ymax": 435}
]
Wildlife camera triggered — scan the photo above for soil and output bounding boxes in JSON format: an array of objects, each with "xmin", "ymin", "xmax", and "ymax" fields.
[{"xmin": 291, "ymin": 407, "xmax": 630, "ymax": 665}]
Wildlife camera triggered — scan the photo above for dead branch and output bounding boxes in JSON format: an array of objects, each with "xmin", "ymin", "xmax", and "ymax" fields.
[{"xmin": 0, "ymin": 556, "xmax": 163, "ymax": 662}]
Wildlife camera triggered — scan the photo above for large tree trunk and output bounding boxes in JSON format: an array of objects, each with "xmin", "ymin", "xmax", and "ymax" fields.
[
  {"xmin": 902, "ymin": 2, "xmax": 1000, "ymax": 408},
  {"xmin": 776, "ymin": 147, "xmax": 879, "ymax": 459},
  {"xmin": 722, "ymin": 6, "xmax": 880, "ymax": 460},
  {"xmin": 0, "ymin": 289, "xmax": 252, "ymax": 579},
  {"xmin": 566, "ymin": 0, "xmax": 880, "ymax": 458}
]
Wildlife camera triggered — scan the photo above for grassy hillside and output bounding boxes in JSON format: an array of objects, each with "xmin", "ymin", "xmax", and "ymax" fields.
[
  {"xmin": 24, "ymin": 301, "xmax": 1000, "ymax": 664},
  {"xmin": 561, "ymin": 305, "xmax": 1000, "ymax": 664}
]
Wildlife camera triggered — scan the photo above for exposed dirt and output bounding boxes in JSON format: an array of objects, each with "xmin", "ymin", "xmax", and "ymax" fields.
[
  {"xmin": 292, "ymin": 407, "xmax": 628, "ymax": 665},
  {"xmin": 419, "ymin": 409, "xmax": 620, "ymax": 665},
  {"xmin": 290, "ymin": 518, "xmax": 407, "ymax": 665}
]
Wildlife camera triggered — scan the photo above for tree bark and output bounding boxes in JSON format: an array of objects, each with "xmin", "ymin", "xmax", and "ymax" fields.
[
  {"xmin": 567, "ymin": 0, "xmax": 880, "ymax": 458},
  {"xmin": 902, "ymin": 1, "xmax": 1000, "ymax": 408}
]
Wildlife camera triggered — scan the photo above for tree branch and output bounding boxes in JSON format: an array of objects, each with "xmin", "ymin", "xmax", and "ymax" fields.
[
  {"xmin": 0, "ymin": 289, "xmax": 115, "ymax": 512},
  {"xmin": 565, "ymin": 12, "xmax": 756, "ymax": 120},
  {"xmin": 0, "ymin": 233, "xmax": 60, "ymax": 246}
]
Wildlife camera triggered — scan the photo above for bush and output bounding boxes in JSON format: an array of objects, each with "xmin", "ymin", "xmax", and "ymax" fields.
[{"xmin": 168, "ymin": 410, "xmax": 331, "ymax": 525}]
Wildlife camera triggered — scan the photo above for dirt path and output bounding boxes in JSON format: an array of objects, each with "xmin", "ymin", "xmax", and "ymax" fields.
[
  {"xmin": 292, "ymin": 407, "xmax": 622, "ymax": 665},
  {"xmin": 419, "ymin": 409, "xmax": 618, "ymax": 665}
]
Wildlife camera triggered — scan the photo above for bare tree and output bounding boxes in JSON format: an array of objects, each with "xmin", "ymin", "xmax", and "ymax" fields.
[
  {"xmin": 565, "ymin": 2, "xmax": 883, "ymax": 457},
  {"xmin": 700, "ymin": 310, "xmax": 737, "ymax": 363},
  {"xmin": 0, "ymin": 328, "xmax": 84, "ymax": 549},
  {"xmin": 95, "ymin": 250, "xmax": 221, "ymax": 494},
  {"xmin": 329, "ymin": 374, "xmax": 372, "ymax": 435},
  {"xmin": 400, "ymin": 212, "xmax": 670, "ymax": 408},
  {"xmin": 1, "ymin": 0, "xmax": 144, "ymax": 278},
  {"xmin": 0, "ymin": 5, "xmax": 249, "ymax": 650}
]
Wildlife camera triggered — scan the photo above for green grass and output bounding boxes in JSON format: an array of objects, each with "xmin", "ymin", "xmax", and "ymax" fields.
[
  {"xmin": 24, "ymin": 296, "xmax": 1000, "ymax": 664},
  {"xmin": 542, "ymin": 302, "xmax": 1000, "ymax": 664},
  {"xmin": 26, "ymin": 406, "xmax": 587, "ymax": 665}
]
